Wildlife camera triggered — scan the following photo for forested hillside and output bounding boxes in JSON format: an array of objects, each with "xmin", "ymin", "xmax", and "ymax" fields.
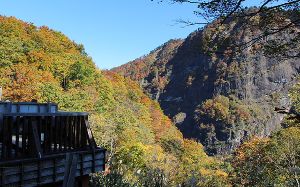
[
  {"xmin": 1, "ymin": 14, "xmax": 300, "ymax": 186},
  {"xmin": 0, "ymin": 16, "xmax": 229, "ymax": 186},
  {"xmin": 113, "ymin": 11, "xmax": 300, "ymax": 155}
]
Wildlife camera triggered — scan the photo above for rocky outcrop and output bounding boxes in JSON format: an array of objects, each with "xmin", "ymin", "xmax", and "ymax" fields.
[{"xmin": 113, "ymin": 16, "xmax": 300, "ymax": 155}]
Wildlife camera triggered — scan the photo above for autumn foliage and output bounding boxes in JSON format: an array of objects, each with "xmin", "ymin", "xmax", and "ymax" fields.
[{"xmin": 0, "ymin": 16, "xmax": 229, "ymax": 186}]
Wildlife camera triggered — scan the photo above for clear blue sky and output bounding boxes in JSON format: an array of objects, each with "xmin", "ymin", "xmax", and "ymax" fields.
[{"xmin": 0, "ymin": 0, "xmax": 200, "ymax": 69}]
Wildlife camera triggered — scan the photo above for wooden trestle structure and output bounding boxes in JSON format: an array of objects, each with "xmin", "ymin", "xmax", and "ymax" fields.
[{"xmin": 0, "ymin": 102, "xmax": 106, "ymax": 187}]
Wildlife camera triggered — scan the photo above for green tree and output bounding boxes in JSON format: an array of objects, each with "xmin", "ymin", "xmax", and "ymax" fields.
[
  {"xmin": 68, "ymin": 61, "xmax": 96, "ymax": 87},
  {"xmin": 232, "ymin": 127, "xmax": 300, "ymax": 186},
  {"xmin": 0, "ymin": 15, "xmax": 231, "ymax": 187}
]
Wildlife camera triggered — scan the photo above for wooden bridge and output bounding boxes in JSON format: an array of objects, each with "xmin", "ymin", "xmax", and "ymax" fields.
[{"xmin": 0, "ymin": 102, "xmax": 106, "ymax": 187}]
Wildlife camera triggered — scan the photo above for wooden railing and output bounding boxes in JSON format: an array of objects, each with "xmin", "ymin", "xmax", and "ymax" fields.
[{"xmin": 0, "ymin": 113, "xmax": 96, "ymax": 161}]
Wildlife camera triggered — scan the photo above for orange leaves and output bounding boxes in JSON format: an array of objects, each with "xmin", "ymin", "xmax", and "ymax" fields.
[
  {"xmin": 182, "ymin": 139, "xmax": 206, "ymax": 163},
  {"xmin": 234, "ymin": 106, "xmax": 250, "ymax": 122},
  {"xmin": 199, "ymin": 95, "xmax": 230, "ymax": 121},
  {"xmin": 3, "ymin": 63, "xmax": 55, "ymax": 102},
  {"xmin": 232, "ymin": 137, "xmax": 272, "ymax": 186},
  {"xmin": 0, "ymin": 15, "xmax": 233, "ymax": 186},
  {"xmin": 232, "ymin": 128, "xmax": 300, "ymax": 186},
  {"xmin": 140, "ymin": 96, "xmax": 152, "ymax": 107},
  {"xmin": 197, "ymin": 95, "xmax": 252, "ymax": 124},
  {"xmin": 27, "ymin": 50, "xmax": 52, "ymax": 70},
  {"xmin": 150, "ymin": 105, "xmax": 165, "ymax": 140}
]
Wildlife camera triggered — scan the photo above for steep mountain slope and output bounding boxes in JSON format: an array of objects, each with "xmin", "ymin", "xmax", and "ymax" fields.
[
  {"xmin": 113, "ymin": 39, "xmax": 184, "ymax": 100},
  {"xmin": 0, "ymin": 16, "xmax": 229, "ymax": 186},
  {"xmin": 113, "ymin": 16, "xmax": 300, "ymax": 154}
]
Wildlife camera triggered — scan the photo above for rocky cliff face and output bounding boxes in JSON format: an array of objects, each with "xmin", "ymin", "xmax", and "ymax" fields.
[{"xmin": 113, "ymin": 17, "xmax": 300, "ymax": 155}]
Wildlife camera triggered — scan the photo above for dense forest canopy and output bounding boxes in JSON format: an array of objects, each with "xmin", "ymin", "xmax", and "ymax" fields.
[
  {"xmin": 0, "ymin": 16, "xmax": 230, "ymax": 186},
  {"xmin": 1, "ymin": 3, "xmax": 300, "ymax": 184},
  {"xmin": 112, "ymin": 2, "xmax": 300, "ymax": 186},
  {"xmin": 113, "ymin": 7, "xmax": 300, "ymax": 157}
]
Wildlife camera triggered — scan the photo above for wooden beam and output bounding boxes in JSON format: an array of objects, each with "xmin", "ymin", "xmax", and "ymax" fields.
[
  {"xmin": 15, "ymin": 116, "xmax": 20, "ymax": 158},
  {"xmin": 29, "ymin": 118, "xmax": 43, "ymax": 158},
  {"xmin": 78, "ymin": 175, "xmax": 89, "ymax": 187},
  {"xmin": 63, "ymin": 153, "xmax": 78, "ymax": 187},
  {"xmin": 84, "ymin": 116, "xmax": 96, "ymax": 149}
]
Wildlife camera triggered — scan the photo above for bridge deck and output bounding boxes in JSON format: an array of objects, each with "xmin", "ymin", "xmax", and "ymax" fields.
[
  {"xmin": 0, "ymin": 102, "xmax": 106, "ymax": 187},
  {"xmin": 0, "ymin": 149, "xmax": 105, "ymax": 187}
]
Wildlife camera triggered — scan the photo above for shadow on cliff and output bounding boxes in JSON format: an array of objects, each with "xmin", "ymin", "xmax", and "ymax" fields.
[{"xmin": 158, "ymin": 30, "xmax": 217, "ymax": 139}]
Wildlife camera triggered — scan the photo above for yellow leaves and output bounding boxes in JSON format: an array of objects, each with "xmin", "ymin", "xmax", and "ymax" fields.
[
  {"xmin": 200, "ymin": 168, "xmax": 211, "ymax": 176},
  {"xmin": 140, "ymin": 95, "xmax": 152, "ymax": 106},
  {"xmin": 289, "ymin": 80, "xmax": 300, "ymax": 113},
  {"xmin": 232, "ymin": 127, "xmax": 300, "ymax": 186},
  {"xmin": 197, "ymin": 95, "xmax": 253, "ymax": 126},
  {"xmin": 215, "ymin": 170, "xmax": 229, "ymax": 177},
  {"xmin": 144, "ymin": 144, "xmax": 166, "ymax": 167},
  {"xmin": 181, "ymin": 139, "xmax": 210, "ymax": 169},
  {"xmin": 234, "ymin": 137, "xmax": 269, "ymax": 162},
  {"xmin": 117, "ymin": 142, "xmax": 148, "ymax": 170},
  {"xmin": 2, "ymin": 63, "xmax": 55, "ymax": 101},
  {"xmin": 27, "ymin": 50, "xmax": 52, "ymax": 70},
  {"xmin": 0, "ymin": 15, "xmax": 233, "ymax": 186},
  {"xmin": 89, "ymin": 113, "xmax": 114, "ymax": 148},
  {"xmin": 97, "ymin": 72, "xmax": 229, "ymax": 185},
  {"xmin": 89, "ymin": 68, "xmax": 231, "ymax": 186},
  {"xmin": 199, "ymin": 95, "xmax": 230, "ymax": 121},
  {"xmin": 200, "ymin": 168, "xmax": 228, "ymax": 178}
]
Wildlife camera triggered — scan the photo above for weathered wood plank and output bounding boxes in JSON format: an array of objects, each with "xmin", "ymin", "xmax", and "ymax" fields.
[
  {"xmin": 0, "ymin": 102, "xmax": 106, "ymax": 186},
  {"xmin": 63, "ymin": 153, "xmax": 78, "ymax": 187},
  {"xmin": 15, "ymin": 116, "xmax": 20, "ymax": 158},
  {"xmin": 2, "ymin": 159, "xmax": 104, "ymax": 186},
  {"xmin": 2, "ymin": 117, "xmax": 8, "ymax": 159},
  {"xmin": 30, "ymin": 119, "xmax": 43, "ymax": 158}
]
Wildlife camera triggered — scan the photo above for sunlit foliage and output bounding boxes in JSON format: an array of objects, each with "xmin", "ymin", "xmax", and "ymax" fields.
[
  {"xmin": 0, "ymin": 16, "xmax": 229, "ymax": 186},
  {"xmin": 232, "ymin": 127, "xmax": 300, "ymax": 186}
]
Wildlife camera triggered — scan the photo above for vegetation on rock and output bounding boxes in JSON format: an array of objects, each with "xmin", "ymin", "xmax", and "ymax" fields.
[
  {"xmin": 1, "ymin": 9, "xmax": 299, "ymax": 186},
  {"xmin": 0, "ymin": 16, "xmax": 229, "ymax": 186},
  {"xmin": 113, "ymin": 11, "xmax": 300, "ymax": 155}
]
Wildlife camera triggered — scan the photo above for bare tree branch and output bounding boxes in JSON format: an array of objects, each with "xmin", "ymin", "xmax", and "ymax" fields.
[
  {"xmin": 237, "ymin": 19, "xmax": 299, "ymax": 50},
  {"xmin": 175, "ymin": 18, "xmax": 208, "ymax": 27},
  {"xmin": 221, "ymin": 0, "xmax": 245, "ymax": 24}
]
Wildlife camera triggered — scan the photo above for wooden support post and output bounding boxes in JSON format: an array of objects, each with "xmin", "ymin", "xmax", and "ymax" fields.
[
  {"xmin": 15, "ymin": 116, "xmax": 20, "ymax": 158},
  {"xmin": 20, "ymin": 163, "xmax": 24, "ymax": 187},
  {"xmin": 50, "ymin": 116, "xmax": 54, "ymax": 152},
  {"xmin": 0, "ymin": 86, "xmax": 2, "ymax": 101},
  {"xmin": 63, "ymin": 153, "xmax": 78, "ymax": 187},
  {"xmin": 64, "ymin": 116, "xmax": 68, "ymax": 151},
  {"xmin": 43, "ymin": 116, "xmax": 48, "ymax": 154},
  {"xmin": 78, "ymin": 175, "xmax": 89, "ymax": 187},
  {"xmin": 22, "ymin": 118, "xmax": 28, "ymax": 155},
  {"xmin": 29, "ymin": 118, "xmax": 43, "ymax": 158},
  {"xmin": 76, "ymin": 116, "xmax": 81, "ymax": 149},
  {"xmin": 84, "ymin": 116, "xmax": 96, "ymax": 149},
  {"xmin": 0, "ymin": 166, "xmax": 4, "ymax": 187},
  {"xmin": 37, "ymin": 159, "xmax": 41, "ymax": 185},
  {"xmin": 54, "ymin": 116, "xmax": 58, "ymax": 152},
  {"xmin": 53, "ymin": 158, "xmax": 57, "ymax": 182},
  {"xmin": 7, "ymin": 116, "xmax": 13, "ymax": 158},
  {"xmin": 59, "ymin": 116, "xmax": 63, "ymax": 151},
  {"xmin": 80, "ymin": 117, "xmax": 86, "ymax": 148},
  {"xmin": 2, "ymin": 117, "xmax": 7, "ymax": 159}
]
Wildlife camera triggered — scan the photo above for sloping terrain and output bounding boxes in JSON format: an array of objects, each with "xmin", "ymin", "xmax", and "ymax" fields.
[
  {"xmin": 0, "ymin": 16, "xmax": 229, "ymax": 186},
  {"xmin": 113, "ymin": 15, "xmax": 300, "ymax": 154}
]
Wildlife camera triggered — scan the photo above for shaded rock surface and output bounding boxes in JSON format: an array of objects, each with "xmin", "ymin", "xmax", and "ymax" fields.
[{"xmin": 113, "ymin": 17, "xmax": 300, "ymax": 155}]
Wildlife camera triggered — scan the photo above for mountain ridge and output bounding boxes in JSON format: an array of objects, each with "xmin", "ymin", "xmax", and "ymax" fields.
[
  {"xmin": 0, "ymin": 15, "xmax": 230, "ymax": 186},
  {"xmin": 112, "ymin": 15, "xmax": 300, "ymax": 154}
]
